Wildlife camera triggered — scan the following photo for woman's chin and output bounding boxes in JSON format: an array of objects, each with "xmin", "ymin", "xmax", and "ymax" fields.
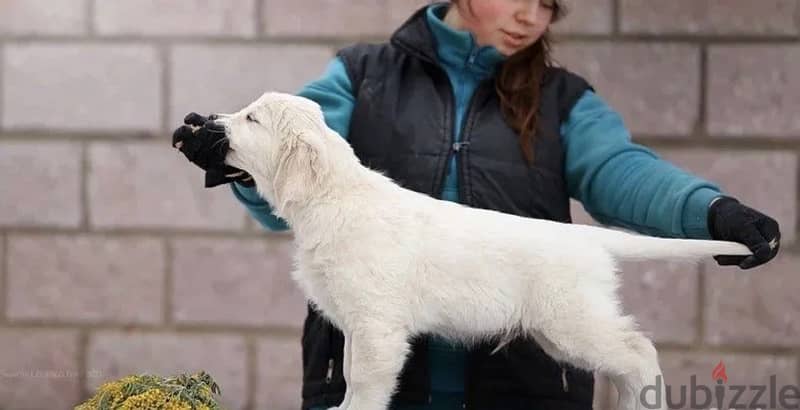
[{"xmin": 495, "ymin": 43, "xmax": 522, "ymax": 56}]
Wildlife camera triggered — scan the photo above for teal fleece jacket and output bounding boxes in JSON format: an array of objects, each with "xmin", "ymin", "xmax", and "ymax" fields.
[{"xmin": 232, "ymin": 4, "xmax": 722, "ymax": 239}]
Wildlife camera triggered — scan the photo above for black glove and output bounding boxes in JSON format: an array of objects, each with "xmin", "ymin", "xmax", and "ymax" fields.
[
  {"xmin": 172, "ymin": 112, "xmax": 255, "ymax": 188},
  {"xmin": 708, "ymin": 196, "xmax": 780, "ymax": 269}
]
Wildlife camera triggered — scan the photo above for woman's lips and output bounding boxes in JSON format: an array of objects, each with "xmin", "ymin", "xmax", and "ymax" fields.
[{"xmin": 501, "ymin": 30, "xmax": 527, "ymax": 47}]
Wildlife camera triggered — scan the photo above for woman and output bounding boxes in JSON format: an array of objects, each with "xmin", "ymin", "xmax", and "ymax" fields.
[{"xmin": 173, "ymin": 1, "xmax": 781, "ymax": 409}]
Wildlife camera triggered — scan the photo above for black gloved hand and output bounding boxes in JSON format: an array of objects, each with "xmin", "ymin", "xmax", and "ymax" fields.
[
  {"xmin": 708, "ymin": 196, "xmax": 780, "ymax": 269},
  {"xmin": 171, "ymin": 112, "xmax": 254, "ymax": 188}
]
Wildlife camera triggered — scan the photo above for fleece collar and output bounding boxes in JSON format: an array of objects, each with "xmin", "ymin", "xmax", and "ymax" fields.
[
  {"xmin": 425, "ymin": 3, "xmax": 506, "ymax": 76},
  {"xmin": 389, "ymin": 2, "xmax": 506, "ymax": 76}
]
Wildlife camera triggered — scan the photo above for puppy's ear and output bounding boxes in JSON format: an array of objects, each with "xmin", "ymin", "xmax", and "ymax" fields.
[{"xmin": 272, "ymin": 129, "xmax": 330, "ymax": 210}]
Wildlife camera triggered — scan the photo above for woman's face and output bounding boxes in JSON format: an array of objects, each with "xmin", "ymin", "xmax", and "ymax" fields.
[{"xmin": 447, "ymin": 0, "xmax": 556, "ymax": 56}]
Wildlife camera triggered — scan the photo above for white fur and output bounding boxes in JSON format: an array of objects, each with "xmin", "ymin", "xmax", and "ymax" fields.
[{"xmin": 215, "ymin": 92, "xmax": 750, "ymax": 410}]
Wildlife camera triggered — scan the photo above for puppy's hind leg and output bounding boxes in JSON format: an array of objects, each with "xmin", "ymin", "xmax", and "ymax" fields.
[
  {"xmin": 608, "ymin": 333, "xmax": 666, "ymax": 410},
  {"xmin": 525, "ymin": 284, "xmax": 666, "ymax": 410},
  {"xmin": 333, "ymin": 322, "xmax": 411, "ymax": 410},
  {"xmin": 532, "ymin": 316, "xmax": 665, "ymax": 410}
]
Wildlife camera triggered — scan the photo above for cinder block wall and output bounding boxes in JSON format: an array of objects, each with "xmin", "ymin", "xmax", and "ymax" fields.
[{"xmin": 0, "ymin": 1, "xmax": 797, "ymax": 409}]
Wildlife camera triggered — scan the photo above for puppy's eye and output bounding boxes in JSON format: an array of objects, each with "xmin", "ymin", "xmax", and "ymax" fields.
[{"xmin": 246, "ymin": 113, "xmax": 259, "ymax": 123}]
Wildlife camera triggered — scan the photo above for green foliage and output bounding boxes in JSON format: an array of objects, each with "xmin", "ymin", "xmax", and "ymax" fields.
[{"xmin": 75, "ymin": 371, "xmax": 224, "ymax": 410}]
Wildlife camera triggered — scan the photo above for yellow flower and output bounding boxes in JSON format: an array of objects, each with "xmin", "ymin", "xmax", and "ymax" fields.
[
  {"xmin": 119, "ymin": 389, "xmax": 170, "ymax": 410},
  {"xmin": 75, "ymin": 371, "xmax": 222, "ymax": 410}
]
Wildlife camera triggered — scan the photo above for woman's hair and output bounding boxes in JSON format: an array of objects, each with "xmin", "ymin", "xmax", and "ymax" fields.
[{"xmin": 451, "ymin": 0, "xmax": 567, "ymax": 166}]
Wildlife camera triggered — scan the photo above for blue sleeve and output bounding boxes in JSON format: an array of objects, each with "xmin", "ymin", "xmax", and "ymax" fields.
[
  {"xmin": 561, "ymin": 90, "xmax": 723, "ymax": 239},
  {"xmin": 230, "ymin": 57, "xmax": 355, "ymax": 231}
]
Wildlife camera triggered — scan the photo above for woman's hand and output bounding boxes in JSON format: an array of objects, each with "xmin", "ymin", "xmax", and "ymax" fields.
[
  {"xmin": 708, "ymin": 196, "xmax": 781, "ymax": 269},
  {"xmin": 171, "ymin": 112, "xmax": 254, "ymax": 188}
]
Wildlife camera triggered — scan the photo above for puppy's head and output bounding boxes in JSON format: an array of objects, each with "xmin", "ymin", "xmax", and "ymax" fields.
[{"xmin": 215, "ymin": 92, "xmax": 335, "ymax": 210}]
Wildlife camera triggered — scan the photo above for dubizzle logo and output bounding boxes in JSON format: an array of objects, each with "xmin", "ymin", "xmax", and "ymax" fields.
[
  {"xmin": 712, "ymin": 360, "xmax": 728, "ymax": 384},
  {"xmin": 640, "ymin": 359, "xmax": 800, "ymax": 409},
  {"xmin": 712, "ymin": 360, "xmax": 728, "ymax": 409}
]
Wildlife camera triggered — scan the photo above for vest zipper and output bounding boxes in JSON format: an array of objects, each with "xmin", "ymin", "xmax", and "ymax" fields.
[
  {"xmin": 467, "ymin": 49, "xmax": 478, "ymax": 66},
  {"xmin": 453, "ymin": 81, "xmax": 492, "ymax": 206},
  {"xmin": 431, "ymin": 63, "xmax": 489, "ymax": 199},
  {"xmin": 325, "ymin": 324, "xmax": 335, "ymax": 385},
  {"xmin": 325, "ymin": 358, "xmax": 334, "ymax": 383},
  {"xmin": 561, "ymin": 365, "xmax": 569, "ymax": 392},
  {"xmin": 432, "ymin": 67, "xmax": 456, "ymax": 197}
]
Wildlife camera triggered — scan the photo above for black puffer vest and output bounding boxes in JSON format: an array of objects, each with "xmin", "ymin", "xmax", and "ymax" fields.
[{"xmin": 301, "ymin": 5, "xmax": 595, "ymax": 410}]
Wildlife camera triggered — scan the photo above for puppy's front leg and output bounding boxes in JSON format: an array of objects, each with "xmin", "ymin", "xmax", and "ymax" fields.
[{"xmin": 335, "ymin": 324, "xmax": 410, "ymax": 410}]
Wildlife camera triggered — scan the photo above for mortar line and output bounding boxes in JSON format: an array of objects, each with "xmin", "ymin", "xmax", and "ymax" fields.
[
  {"xmin": 87, "ymin": 0, "xmax": 96, "ymax": 36},
  {"xmin": 695, "ymin": 43, "xmax": 708, "ymax": 138},
  {"xmin": 2, "ymin": 32, "xmax": 799, "ymax": 44},
  {"xmin": 80, "ymin": 141, "xmax": 90, "ymax": 230},
  {"xmin": 0, "ymin": 228, "xmax": 295, "ymax": 242},
  {"xmin": 246, "ymin": 334, "xmax": 258, "ymax": 410},
  {"xmin": 561, "ymin": 34, "xmax": 800, "ymax": 43},
  {"xmin": 657, "ymin": 344, "xmax": 800, "ymax": 356},
  {"xmin": 0, "ymin": 35, "xmax": 353, "ymax": 45},
  {"xmin": 159, "ymin": 44, "xmax": 171, "ymax": 135},
  {"xmin": 795, "ymin": 351, "xmax": 800, "ymax": 392},
  {"xmin": 163, "ymin": 238, "xmax": 173, "ymax": 325},
  {"xmin": 793, "ymin": 337, "xmax": 800, "ymax": 388},
  {"xmin": 0, "ymin": 320, "xmax": 304, "ymax": 337},
  {"xmin": 611, "ymin": 0, "xmax": 621, "ymax": 35},
  {"xmin": 1, "ymin": 234, "xmax": 7, "ymax": 324},
  {"xmin": 78, "ymin": 330, "xmax": 89, "ymax": 401},
  {"xmin": 255, "ymin": 0, "xmax": 266, "ymax": 38},
  {"xmin": 0, "ymin": 41, "xmax": 5, "ymax": 131},
  {"xmin": 796, "ymin": 360, "xmax": 800, "ymax": 399},
  {"xmin": 795, "ymin": 3, "xmax": 800, "ymax": 40},
  {"xmin": 639, "ymin": 139, "xmax": 800, "ymax": 151},
  {"xmin": 796, "ymin": 146, "xmax": 800, "ymax": 239}
]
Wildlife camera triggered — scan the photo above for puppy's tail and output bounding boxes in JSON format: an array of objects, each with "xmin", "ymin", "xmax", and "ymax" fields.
[{"xmin": 576, "ymin": 226, "xmax": 751, "ymax": 261}]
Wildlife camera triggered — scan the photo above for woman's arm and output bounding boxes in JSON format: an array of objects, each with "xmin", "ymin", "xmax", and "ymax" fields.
[
  {"xmin": 561, "ymin": 90, "xmax": 722, "ymax": 239},
  {"xmin": 231, "ymin": 57, "xmax": 356, "ymax": 231}
]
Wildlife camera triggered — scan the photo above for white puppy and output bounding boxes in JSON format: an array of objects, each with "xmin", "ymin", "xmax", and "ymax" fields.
[{"xmin": 214, "ymin": 92, "xmax": 750, "ymax": 410}]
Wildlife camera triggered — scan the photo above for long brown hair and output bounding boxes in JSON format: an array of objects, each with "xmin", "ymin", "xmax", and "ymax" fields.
[{"xmin": 451, "ymin": 0, "xmax": 566, "ymax": 166}]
